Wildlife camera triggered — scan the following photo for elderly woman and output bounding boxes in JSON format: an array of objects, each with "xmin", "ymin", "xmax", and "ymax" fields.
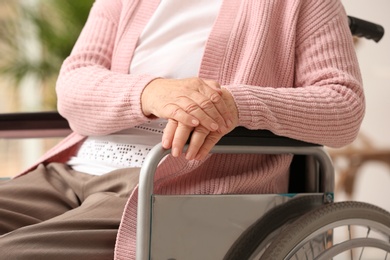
[{"xmin": 0, "ymin": 0, "xmax": 364, "ymax": 259}]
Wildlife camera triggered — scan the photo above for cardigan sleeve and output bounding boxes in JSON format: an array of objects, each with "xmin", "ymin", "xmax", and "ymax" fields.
[
  {"xmin": 56, "ymin": 0, "xmax": 157, "ymax": 136},
  {"xmin": 225, "ymin": 0, "xmax": 364, "ymax": 148}
]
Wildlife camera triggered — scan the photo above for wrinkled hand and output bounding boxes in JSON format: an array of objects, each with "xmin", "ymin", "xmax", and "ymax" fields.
[
  {"xmin": 162, "ymin": 88, "xmax": 239, "ymax": 160},
  {"xmin": 141, "ymin": 77, "xmax": 232, "ymax": 132}
]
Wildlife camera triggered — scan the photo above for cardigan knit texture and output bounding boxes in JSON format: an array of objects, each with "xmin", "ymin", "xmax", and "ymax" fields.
[{"xmin": 23, "ymin": 0, "xmax": 364, "ymax": 259}]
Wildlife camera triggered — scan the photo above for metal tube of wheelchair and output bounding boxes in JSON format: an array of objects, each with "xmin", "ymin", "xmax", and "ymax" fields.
[
  {"xmin": 137, "ymin": 143, "xmax": 171, "ymax": 260},
  {"xmin": 136, "ymin": 143, "xmax": 335, "ymax": 259}
]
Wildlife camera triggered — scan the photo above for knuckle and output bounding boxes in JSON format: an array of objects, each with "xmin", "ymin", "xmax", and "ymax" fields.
[
  {"xmin": 210, "ymin": 92, "xmax": 222, "ymax": 103},
  {"xmin": 206, "ymin": 134, "xmax": 221, "ymax": 144},
  {"xmin": 169, "ymin": 107, "xmax": 181, "ymax": 118},
  {"xmin": 206, "ymin": 79, "xmax": 219, "ymax": 87},
  {"xmin": 184, "ymin": 103, "xmax": 199, "ymax": 114},
  {"xmin": 199, "ymin": 99, "xmax": 214, "ymax": 110},
  {"xmin": 193, "ymin": 127, "xmax": 209, "ymax": 135},
  {"xmin": 163, "ymin": 121, "xmax": 177, "ymax": 132},
  {"xmin": 191, "ymin": 77, "xmax": 203, "ymax": 86},
  {"xmin": 185, "ymin": 78, "xmax": 201, "ymax": 89}
]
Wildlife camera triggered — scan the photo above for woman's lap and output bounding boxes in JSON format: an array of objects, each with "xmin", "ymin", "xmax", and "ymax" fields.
[{"xmin": 0, "ymin": 163, "xmax": 139, "ymax": 260}]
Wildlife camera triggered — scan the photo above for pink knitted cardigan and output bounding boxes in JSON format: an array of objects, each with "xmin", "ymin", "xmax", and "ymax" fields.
[{"xmin": 24, "ymin": 0, "xmax": 364, "ymax": 259}]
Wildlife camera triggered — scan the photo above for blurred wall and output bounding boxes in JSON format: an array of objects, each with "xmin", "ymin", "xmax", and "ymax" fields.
[{"xmin": 339, "ymin": 0, "xmax": 390, "ymax": 210}]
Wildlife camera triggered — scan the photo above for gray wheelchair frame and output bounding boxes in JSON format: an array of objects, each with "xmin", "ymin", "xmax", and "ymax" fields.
[{"xmin": 136, "ymin": 128, "xmax": 335, "ymax": 259}]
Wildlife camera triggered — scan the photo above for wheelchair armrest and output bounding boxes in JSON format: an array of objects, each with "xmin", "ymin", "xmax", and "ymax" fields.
[
  {"xmin": 0, "ymin": 111, "xmax": 318, "ymax": 147},
  {"xmin": 0, "ymin": 111, "xmax": 71, "ymax": 138},
  {"xmin": 218, "ymin": 127, "xmax": 319, "ymax": 147}
]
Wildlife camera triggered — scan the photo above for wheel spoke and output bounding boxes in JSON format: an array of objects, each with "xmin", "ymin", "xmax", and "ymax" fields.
[
  {"xmin": 348, "ymin": 225, "xmax": 353, "ymax": 259},
  {"xmin": 358, "ymin": 227, "xmax": 371, "ymax": 259},
  {"xmin": 359, "ymin": 246, "xmax": 365, "ymax": 260},
  {"xmin": 315, "ymin": 238, "xmax": 390, "ymax": 260}
]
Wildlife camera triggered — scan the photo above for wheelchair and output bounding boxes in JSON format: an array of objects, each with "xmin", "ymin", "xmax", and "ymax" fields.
[{"xmin": 0, "ymin": 16, "xmax": 388, "ymax": 260}]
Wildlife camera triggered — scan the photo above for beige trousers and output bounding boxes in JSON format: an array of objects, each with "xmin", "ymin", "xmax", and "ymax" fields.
[{"xmin": 0, "ymin": 163, "xmax": 140, "ymax": 260}]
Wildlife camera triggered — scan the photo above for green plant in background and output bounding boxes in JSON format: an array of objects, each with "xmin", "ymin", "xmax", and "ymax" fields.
[{"xmin": 0, "ymin": 0, "xmax": 94, "ymax": 109}]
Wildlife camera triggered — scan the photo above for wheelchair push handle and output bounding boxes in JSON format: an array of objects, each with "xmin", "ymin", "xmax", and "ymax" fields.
[{"xmin": 348, "ymin": 15, "xmax": 385, "ymax": 43}]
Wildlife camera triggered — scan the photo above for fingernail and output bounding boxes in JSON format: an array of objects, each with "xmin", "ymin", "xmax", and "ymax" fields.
[
  {"xmin": 210, "ymin": 123, "xmax": 219, "ymax": 131},
  {"xmin": 162, "ymin": 139, "xmax": 169, "ymax": 148},
  {"xmin": 192, "ymin": 119, "xmax": 199, "ymax": 126}
]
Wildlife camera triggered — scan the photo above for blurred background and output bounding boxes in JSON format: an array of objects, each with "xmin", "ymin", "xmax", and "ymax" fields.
[
  {"xmin": 0, "ymin": 0, "xmax": 389, "ymax": 213},
  {"xmin": 335, "ymin": 0, "xmax": 390, "ymax": 212},
  {"xmin": 0, "ymin": 0, "xmax": 93, "ymax": 177}
]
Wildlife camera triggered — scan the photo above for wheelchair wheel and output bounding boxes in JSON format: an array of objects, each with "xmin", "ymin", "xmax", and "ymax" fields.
[{"xmin": 260, "ymin": 201, "xmax": 390, "ymax": 260}]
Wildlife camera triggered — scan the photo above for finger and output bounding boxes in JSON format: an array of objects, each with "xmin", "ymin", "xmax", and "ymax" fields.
[
  {"xmin": 171, "ymin": 123, "xmax": 193, "ymax": 157},
  {"xmin": 163, "ymin": 103, "xmax": 200, "ymax": 127},
  {"xmin": 201, "ymin": 80, "xmax": 233, "ymax": 130},
  {"xmin": 183, "ymin": 78, "xmax": 228, "ymax": 131},
  {"xmin": 168, "ymin": 98, "xmax": 223, "ymax": 131},
  {"xmin": 207, "ymin": 92, "xmax": 233, "ymax": 131},
  {"xmin": 163, "ymin": 98, "xmax": 229, "ymax": 134},
  {"xmin": 183, "ymin": 95, "xmax": 222, "ymax": 131},
  {"xmin": 185, "ymin": 126, "xmax": 209, "ymax": 160},
  {"xmin": 162, "ymin": 119, "xmax": 178, "ymax": 149},
  {"xmin": 195, "ymin": 132, "xmax": 223, "ymax": 161},
  {"xmin": 144, "ymin": 78, "xmax": 229, "ymax": 132}
]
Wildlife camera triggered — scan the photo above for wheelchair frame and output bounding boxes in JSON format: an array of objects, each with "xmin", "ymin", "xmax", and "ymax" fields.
[{"xmin": 136, "ymin": 128, "xmax": 335, "ymax": 259}]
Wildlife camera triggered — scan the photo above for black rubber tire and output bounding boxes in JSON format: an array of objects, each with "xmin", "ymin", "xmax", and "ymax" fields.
[{"xmin": 260, "ymin": 201, "xmax": 390, "ymax": 260}]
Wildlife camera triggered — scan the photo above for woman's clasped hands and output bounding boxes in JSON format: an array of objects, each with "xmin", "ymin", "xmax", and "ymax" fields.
[{"xmin": 141, "ymin": 77, "xmax": 238, "ymax": 161}]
